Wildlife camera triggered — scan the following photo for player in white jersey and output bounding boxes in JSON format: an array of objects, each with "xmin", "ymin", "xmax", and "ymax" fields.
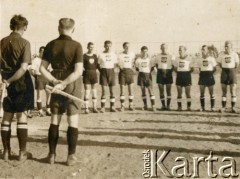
[
  {"xmin": 98, "ymin": 41, "xmax": 118, "ymax": 113},
  {"xmin": 196, "ymin": 45, "xmax": 217, "ymax": 111},
  {"xmin": 135, "ymin": 46, "xmax": 156, "ymax": 111},
  {"xmin": 217, "ymin": 41, "xmax": 239, "ymax": 113},
  {"xmin": 173, "ymin": 46, "xmax": 194, "ymax": 111},
  {"xmin": 30, "ymin": 46, "xmax": 52, "ymax": 116},
  {"xmin": 118, "ymin": 42, "xmax": 135, "ymax": 111},
  {"xmin": 154, "ymin": 43, "xmax": 175, "ymax": 110}
]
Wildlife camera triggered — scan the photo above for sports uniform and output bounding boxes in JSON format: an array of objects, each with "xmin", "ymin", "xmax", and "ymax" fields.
[{"xmin": 83, "ymin": 53, "xmax": 98, "ymax": 84}]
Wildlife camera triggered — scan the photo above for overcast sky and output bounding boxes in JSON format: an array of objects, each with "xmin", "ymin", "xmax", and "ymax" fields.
[{"xmin": 1, "ymin": 0, "xmax": 240, "ymax": 54}]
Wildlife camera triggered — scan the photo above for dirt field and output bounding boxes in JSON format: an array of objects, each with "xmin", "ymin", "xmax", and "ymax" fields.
[{"xmin": 0, "ymin": 73, "xmax": 240, "ymax": 179}]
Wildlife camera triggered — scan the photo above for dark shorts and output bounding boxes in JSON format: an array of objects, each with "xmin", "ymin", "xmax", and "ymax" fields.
[
  {"xmin": 35, "ymin": 75, "xmax": 48, "ymax": 90},
  {"xmin": 100, "ymin": 68, "xmax": 115, "ymax": 86},
  {"xmin": 156, "ymin": 69, "xmax": 173, "ymax": 84},
  {"xmin": 137, "ymin": 72, "xmax": 152, "ymax": 87},
  {"xmin": 50, "ymin": 70, "xmax": 82, "ymax": 115},
  {"xmin": 221, "ymin": 68, "xmax": 237, "ymax": 85},
  {"xmin": 119, "ymin": 68, "xmax": 134, "ymax": 85},
  {"xmin": 198, "ymin": 71, "xmax": 215, "ymax": 86},
  {"xmin": 83, "ymin": 70, "xmax": 98, "ymax": 84},
  {"xmin": 1, "ymin": 71, "xmax": 34, "ymax": 113},
  {"xmin": 176, "ymin": 71, "xmax": 192, "ymax": 87}
]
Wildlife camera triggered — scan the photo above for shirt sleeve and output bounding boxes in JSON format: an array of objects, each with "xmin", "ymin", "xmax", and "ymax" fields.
[
  {"xmin": 74, "ymin": 43, "xmax": 83, "ymax": 63},
  {"xmin": 42, "ymin": 43, "xmax": 51, "ymax": 63},
  {"xmin": 212, "ymin": 57, "xmax": 217, "ymax": 67},
  {"xmin": 135, "ymin": 58, "xmax": 139, "ymax": 68},
  {"xmin": 234, "ymin": 53, "xmax": 240, "ymax": 63},
  {"xmin": 22, "ymin": 41, "xmax": 31, "ymax": 64}
]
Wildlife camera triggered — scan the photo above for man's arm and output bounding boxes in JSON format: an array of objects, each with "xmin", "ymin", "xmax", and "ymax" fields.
[
  {"xmin": 5, "ymin": 63, "xmax": 28, "ymax": 84},
  {"xmin": 40, "ymin": 60, "xmax": 57, "ymax": 83}
]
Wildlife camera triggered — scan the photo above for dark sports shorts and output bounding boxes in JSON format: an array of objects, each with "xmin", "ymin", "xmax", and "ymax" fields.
[
  {"xmin": 2, "ymin": 71, "xmax": 34, "ymax": 113},
  {"xmin": 119, "ymin": 68, "xmax": 134, "ymax": 85},
  {"xmin": 83, "ymin": 70, "xmax": 98, "ymax": 84},
  {"xmin": 35, "ymin": 75, "xmax": 48, "ymax": 90},
  {"xmin": 221, "ymin": 68, "xmax": 237, "ymax": 85},
  {"xmin": 198, "ymin": 71, "xmax": 215, "ymax": 86},
  {"xmin": 50, "ymin": 70, "xmax": 82, "ymax": 115},
  {"xmin": 156, "ymin": 69, "xmax": 173, "ymax": 84},
  {"xmin": 176, "ymin": 71, "xmax": 192, "ymax": 87},
  {"xmin": 137, "ymin": 72, "xmax": 152, "ymax": 87},
  {"xmin": 100, "ymin": 68, "xmax": 115, "ymax": 86}
]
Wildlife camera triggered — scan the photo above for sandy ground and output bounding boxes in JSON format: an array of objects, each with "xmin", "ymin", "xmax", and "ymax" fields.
[{"xmin": 0, "ymin": 73, "xmax": 240, "ymax": 179}]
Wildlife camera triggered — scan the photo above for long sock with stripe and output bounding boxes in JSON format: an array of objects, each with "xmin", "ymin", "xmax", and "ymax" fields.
[
  {"xmin": 222, "ymin": 96, "xmax": 227, "ymax": 108},
  {"xmin": 200, "ymin": 96, "xmax": 205, "ymax": 109},
  {"xmin": 167, "ymin": 96, "xmax": 171, "ymax": 108},
  {"xmin": 17, "ymin": 123, "xmax": 28, "ymax": 152},
  {"xmin": 120, "ymin": 95, "xmax": 125, "ymax": 107},
  {"xmin": 231, "ymin": 96, "xmax": 237, "ymax": 108},
  {"xmin": 210, "ymin": 96, "xmax": 215, "ymax": 108},
  {"xmin": 160, "ymin": 95, "xmax": 165, "ymax": 108},
  {"xmin": 1, "ymin": 123, "xmax": 11, "ymax": 151},
  {"xmin": 48, "ymin": 124, "xmax": 59, "ymax": 154}
]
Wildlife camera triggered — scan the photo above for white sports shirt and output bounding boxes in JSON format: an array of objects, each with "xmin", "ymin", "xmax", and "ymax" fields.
[
  {"xmin": 174, "ymin": 56, "xmax": 194, "ymax": 72},
  {"xmin": 98, "ymin": 52, "xmax": 117, "ymax": 69},
  {"xmin": 118, "ymin": 52, "xmax": 135, "ymax": 69},
  {"xmin": 135, "ymin": 57, "xmax": 154, "ymax": 73},
  {"xmin": 217, "ymin": 52, "xmax": 239, "ymax": 68},
  {"xmin": 196, "ymin": 56, "xmax": 217, "ymax": 71},
  {"xmin": 154, "ymin": 53, "xmax": 175, "ymax": 70},
  {"xmin": 30, "ymin": 57, "xmax": 52, "ymax": 75}
]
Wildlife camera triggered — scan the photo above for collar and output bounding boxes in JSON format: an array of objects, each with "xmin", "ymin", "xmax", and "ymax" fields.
[
  {"xmin": 10, "ymin": 32, "xmax": 21, "ymax": 37},
  {"xmin": 58, "ymin": 34, "xmax": 72, "ymax": 40}
]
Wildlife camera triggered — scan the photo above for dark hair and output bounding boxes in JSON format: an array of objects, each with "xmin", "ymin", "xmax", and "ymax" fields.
[
  {"xmin": 10, "ymin": 15, "xmax": 28, "ymax": 31},
  {"xmin": 87, "ymin": 42, "xmax": 94, "ymax": 48},
  {"xmin": 123, "ymin": 42, "xmax": 129, "ymax": 48},
  {"xmin": 59, "ymin": 18, "xmax": 75, "ymax": 29},
  {"xmin": 201, "ymin": 45, "xmax": 207, "ymax": 49},
  {"xmin": 141, "ymin": 46, "xmax": 148, "ymax": 51},
  {"xmin": 208, "ymin": 45, "xmax": 219, "ymax": 58},
  {"xmin": 160, "ymin": 43, "xmax": 166, "ymax": 48},
  {"xmin": 104, "ymin": 40, "xmax": 112, "ymax": 46},
  {"xmin": 179, "ymin": 45, "xmax": 187, "ymax": 51},
  {"xmin": 39, "ymin": 46, "xmax": 45, "ymax": 52}
]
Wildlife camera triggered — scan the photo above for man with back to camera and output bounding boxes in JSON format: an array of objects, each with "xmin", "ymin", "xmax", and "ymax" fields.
[
  {"xmin": 118, "ymin": 42, "xmax": 136, "ymax": 111},
  {"xmin": 40, "ymin": 18, "xmax": 83, "ymax": 166},
  {"xmin": 0, "ymin": 14, "xmax": 34, "ymax": 161},
  {"xmin": 217, "ymin": 41, "xmax": 239, "ymax": 113},
  {"xmin": 98, "ymin": 41, "xmax": 118, "ymax": 113}
]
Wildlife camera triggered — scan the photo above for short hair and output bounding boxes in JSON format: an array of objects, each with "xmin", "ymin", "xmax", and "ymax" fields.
[
  {"xmin": 160, "ymin": 43, "xmax": 167, "ymax": 48},
  {"xmin": 179, "ymin": 45, "xmax": 187, "ymax": 51},
  {"xmin": 87, "ymin": 42, "xmax": 94, "ymax": 48},
  {"xmin": 201, "ymin": 45, "xmax": 207, "ymax": 49},
  {"xmin": 123, "ymin": 42, "xmax": 129, "ymax": 48},
  {"xmin": 10, "ymin": 15, "xmax": 28, "ymax": 31},
  {"xmin": 39, "ymin": 46, "xmax": 45, "ymax": 52},
  {"xmin": 59, "ymin": 18, "xmax": 75, "ymax": 30},
  {"xmin": 141, "ymin": 46, "xmax": 148, "ymax": 51},
  {"xmin": 225, "ymin": 41, "xmax": 232, "ymax": 47},
  {"xmin": 104, "ymin": 40, "xmax": 112, "ymax": 46}
]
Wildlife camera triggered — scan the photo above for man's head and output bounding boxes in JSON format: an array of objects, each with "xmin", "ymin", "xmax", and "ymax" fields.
[
  {"xmin": 39, "ymin": 46, "xmax": 45, "ymax": 58},
  {"xmin": 141, "ymin": 46, "xmax": 148, "ymax": 58},
  {"xmin": 179, "ymin": 45, "xmax": 187, "ymax": 58},
  {"xmin": 201, "ymin": 45, "xmax": 208, "ymax": 57},
  {"xmin": 160, "ymin": 43, "xmax": 168, "ymax": 54},
  {"xmin": 104, "ymin": 40, "xmax": 112, "ymax": 52},
  {"xmin": 10, "ymin": 15, "xmax": 28, "ymax": 34},
  {"xmin": 123, "ymin": 42, "xmax": 130, "ymax": 53},
  {"xmin": 224, "ymin": 41, "xmax": 233, "ymax": 54},
  {"xmin": 87, "ymin": 42, "xmax": 94, "ymax": 53},
  {"xmin": 58, "ymin": 18, "xmax": 75, "ymax": 36}
]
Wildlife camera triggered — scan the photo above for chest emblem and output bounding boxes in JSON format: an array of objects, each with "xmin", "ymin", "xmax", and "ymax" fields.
[
  {"xmin": 224, "ymin": 57, "xmax": 231, "ymax": 63},
  {"xmin": 161, "ymin": 57, "xmax": 167, "ymax": 63},
  {"xmin": 203, "ymin": 60, "xmax": 209, "ymax": 67},
  {"xmin": 89, "ymin": 58, "xmax": 94, "ymax": 64}
]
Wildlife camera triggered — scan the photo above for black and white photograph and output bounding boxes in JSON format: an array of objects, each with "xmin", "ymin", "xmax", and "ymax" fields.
[{"xmin": 0, "ymin": 0, "xmax": 240, "ymax": 178}]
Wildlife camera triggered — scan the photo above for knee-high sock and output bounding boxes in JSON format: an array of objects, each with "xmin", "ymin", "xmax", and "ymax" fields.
[
  {"xmin": 120, "ymin": 95, "xmax": 125, "ymax": 107},
  {"xmin": 1, "ymin": 123, "xmax": 11, "ymax": 151},
  {"xmin": 167, "ymin": 96, "xmax": 171, "ymax": 107},
  {"xmin": 92, "ymin": 98, "xmax": 97, "ymax": 109},
  {"xmin": 37, "ymin": 100, "xmax": 43, "ymax": 111},
  {"xmin": 187, "ymin": 98, "xmax": 191, "ymax": 108},
  {"xmin": 142, "ymin": 95, "xmax": 147, "ymax": 107},
  {"xmin": 67, "ymin": 127, "xmax": 78, "ymax": 155},
  {"xmin": 110, "ymin": 97, "xmax": 115, "ymax": 109},
  {"xmin": 17, "ymin": 123, "xmax": 28, "ymax": 152},
  {"xmin": 177, "ymin": 98, "xmax": 182, "ymax": 108},
  {"xmin": 84, "ymin": 97, "xmax": 89, "ymax": 110},
  {"xmin": 200, "ymin": 96, "xmax": 205, "ymax": 109},
  {"xmin": 160, "ymin": 95, "xmax": 165, "ymax": 107},
  {"xmin": 129, "ymin": 96, "xmax": 134, "ymax": 107},
  {"xmin": 101, "ymin": 98, "xmax": 106, "ymax": 108},
  {"xmin": 150, "ymin": 95, "xmax": 156, "ymax": 107},
  {"xmin": 231, "ymin": 96, "xmax": 237, "ymax": 108},
  {"xmin": 48, "ymin": 124, "xmax": 59, "ymax": 154},
  {"xmin": 222, "ymin": 96, "xmax": 227, "ymax": 108},
  {"xmin": 210, "ymin": 96, "xmax": 215, "ymax": 108}
]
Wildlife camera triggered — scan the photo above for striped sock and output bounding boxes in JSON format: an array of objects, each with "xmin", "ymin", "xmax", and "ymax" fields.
[
  {"xmin": 17, "ymin": 123, "xmax": 28, "ymax": 152},
  {"xmin": 160, "ymin": 96, "xmax": 165, "ymax": 108},
  {"xmin": 187, "ymin": 98, "xmax": 191, "ymax": 108},
  {"xmin": 120, "ymin": 95, "xmax": 125, "ymax": 107},
  {"xmin": 231, "ymin": 96, "xmax": 237, "ymax": 108},
  {"xmin": 129, "ymin": 96, "xmax": 134, "ymax": 107},
  {"xmin": 101, "ymin": 98, "xmax": 106, "ymax": 108},
  {"xmin": 200, "ymin": 96, "xmax": 205, "ymax": 109},
  {"xmin": 150, "ymin": 95, "xmax": 156, "ymax": 107},
  {"xmin": 1, "ymin": 123, "xmax": 11, "ymax": 151},
  {"xmin": 110, "ymin": 97, "xmax": 116, "ymax": 109},
  {"xmin": 222, "ymin": 96, "xmax": 227, "ymax": 108},
  {"xmin": 167, "ymin": 96, "xmax": 171, "ymax": 107}
]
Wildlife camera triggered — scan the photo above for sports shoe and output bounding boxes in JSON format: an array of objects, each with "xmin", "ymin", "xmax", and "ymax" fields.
[
  {"xmin": 129, "ymin": 105, "xmax": 135, "ymax": 111},
  {"xmin": 142, "ymin": 106, "xmax": 148, "ymax": 111},
  {"xmin": 39, "ymin": 111, "xmax": 45, "ymax": 117},
  {"xmin": 100, "ymin": 108, "xmax": 105, "ymax": 113},
  {"xmin": 166, "ymin": 106, "xmax": 171, "ymax": 111},
  {"xmin": 110, "ymin": 108, "xmax": 117, "ymax": 112},
  {"xmin": 151, "ymin": 107, "xmax": 156, "ymax": 112},
  {"xmin": 219, "ymin": 108, "xmax": 226, "ymax": 113},
  {"xmin": 160, "ymin": 106, "xmax": 166, "ymax": 111},
  {"xmin": 211, "ymin": 108, "xmax": 216, "ymax": 112},
  {"xmin": 85, "ymin": 108, "xmax": 89, "ymax": 114},
  {"xmin": 46, "ymin": 110, "xmax": 52, "ymax": 116},
  {"xmin": 199, "ymin": 108, "xmax": 205, "ymax": 112},
  {"xmin": 46, "ymin": 153, "xmax": 56, "ymax": 164},
  {"xmin": 3, "ymin": 150, "xmax": 11, "ymax": 161},
  {"xmin": 177, "ymin": 107, "xmax": 182, "ymax": 111},
  {"xmin": 93, "ymin": 108, "xmax": 99, "ymax": 113},
  {"xmin": 18, "ymin": 151, "xmax": 32, "ymax": 161},
  {"xmin": 120, "ymin": 106, "xmax": 125, "ymax": 112},
  {"xmin": 231, "ymin": 107, "xmax": 237, "ymax": 113},
  {"xmin": 67, "ymin": 154, "xmax": 78, "ymax": 166}
]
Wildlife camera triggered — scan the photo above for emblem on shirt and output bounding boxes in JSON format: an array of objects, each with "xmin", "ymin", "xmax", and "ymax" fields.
[
  {"xmin": 124, "ymin": 56, "xmax": 130, "ymax": 63},
  {"xmin": 141, "ymin": 62, "xmax": 148, "ymax": 68},
  {"xmin": 179, "ymin": 61, "xmax": 185, "ymax": 68},
  {"xmin": 161, "ymin": 57, "xmax": 167, "ymax": 63},
  {"xmin": 106, "ymin": 55, "xmax": 111, "ymax": 61},
  {"xmin": 203, "ymin": 60, "xmax": 209, "ymax": 67},
  {"xmin": 89, "ymin": 58, "xmax": 94, "ymax": 64},
  {"xmin": 224, "ymin": 57, "xmax": 231, "ymax": 63}
]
